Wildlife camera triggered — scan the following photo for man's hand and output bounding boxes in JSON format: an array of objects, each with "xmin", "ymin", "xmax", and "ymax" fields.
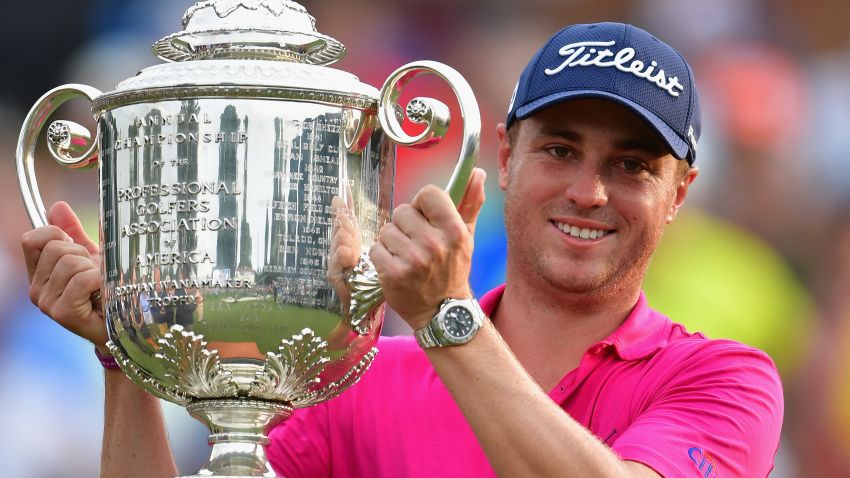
[
  {"xmin": 369, "ymin": 168, "xmax": 486, "ymax": 330},
  {"xmin": 21, "ymin": 201, "xmax": 107, "ymax": 350},
  {"xmin": 327, "ymin": 194, "xmax": 363, "ymax": 304}
]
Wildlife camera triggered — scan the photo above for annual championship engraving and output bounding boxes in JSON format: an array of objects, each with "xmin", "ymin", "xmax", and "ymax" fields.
[
  {"xmin": 100, "ymin": 102, "xmax": 359, "ymax": 312},
  {"xmin": 16, "ymin": 1, "xmax": 480, "ymax": 477}
]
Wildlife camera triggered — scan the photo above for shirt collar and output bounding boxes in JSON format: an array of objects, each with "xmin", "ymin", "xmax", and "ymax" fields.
[
  {"xmin": 478, "ymin": 285, "xmax": 673, "ymax": 362},
  {"xmin": 478, "ymin": 284, "xmax": 506, "ymax": 317}
]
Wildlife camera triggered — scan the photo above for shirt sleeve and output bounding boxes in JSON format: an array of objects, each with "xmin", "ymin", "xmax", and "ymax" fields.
[
  {"xmin": 266, "ymin": 402, "xmax": 332, "ymax": 478},
  {"xmin": 611, "ymin": 340, "xmax": 784, "ymax": 478}
]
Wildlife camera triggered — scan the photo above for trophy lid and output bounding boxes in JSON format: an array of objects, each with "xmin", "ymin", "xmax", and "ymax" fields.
[
  {"xmin": 94, "ymin": 0, "xmax": 379, "ymax": 113},
  {"xmin": 152, "ymin": 0, "xmax": 345, "ymax": 65}
]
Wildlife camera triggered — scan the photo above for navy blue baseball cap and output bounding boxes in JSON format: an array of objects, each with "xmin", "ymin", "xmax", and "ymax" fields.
[{"xmin": 506, "ymin": 22, "xmax": 701, "ymax": 165}]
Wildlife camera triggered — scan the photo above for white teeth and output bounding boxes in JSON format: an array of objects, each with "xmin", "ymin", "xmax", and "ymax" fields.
[{"xmin": 555, "ymin": 222, "xmax": 608, "ymax": 240}]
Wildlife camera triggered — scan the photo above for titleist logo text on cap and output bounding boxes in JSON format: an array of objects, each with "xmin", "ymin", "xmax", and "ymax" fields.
[{"xmin": 544, "ymin": 40, "xmax": 685, "ymax": 98}]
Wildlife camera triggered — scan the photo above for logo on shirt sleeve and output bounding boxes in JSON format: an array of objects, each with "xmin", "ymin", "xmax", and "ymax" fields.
[{"xmin": 688, "ymin": 447, "xmax": 719, "ymax": 477}]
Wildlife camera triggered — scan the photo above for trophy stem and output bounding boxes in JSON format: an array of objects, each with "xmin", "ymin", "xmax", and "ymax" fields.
[{"xmin": 181, "ymin": 399, "xmax": 293, "ymax": 478}]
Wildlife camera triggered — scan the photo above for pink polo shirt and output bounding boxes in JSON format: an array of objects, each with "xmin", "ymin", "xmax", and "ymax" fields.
[{"xmin": 267, "ymin": 286, "xmax": 783, "ymax": 477}]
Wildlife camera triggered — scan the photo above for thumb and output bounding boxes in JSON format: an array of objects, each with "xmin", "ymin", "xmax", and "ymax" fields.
[
  {"xmin": 48, "ymin": 202, "xmax": 99, "ymax": 257},
  {"xmin": 457, "ymin": 168, "xmax": 486, "ymax": 235}
]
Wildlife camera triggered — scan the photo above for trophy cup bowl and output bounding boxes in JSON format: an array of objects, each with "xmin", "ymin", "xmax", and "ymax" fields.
[{"xmin": 16, "ymin": 1, "xmax": 480, "ymax": 477}]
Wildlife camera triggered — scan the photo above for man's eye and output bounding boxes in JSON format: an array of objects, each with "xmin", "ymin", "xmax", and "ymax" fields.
[
  {"xmin": 621, "ymin": 158, "xmax": 647, "ymax": 173},
  {"xmin": 546, "ymin": 146, "xmax": 572, "ymax": 158}
]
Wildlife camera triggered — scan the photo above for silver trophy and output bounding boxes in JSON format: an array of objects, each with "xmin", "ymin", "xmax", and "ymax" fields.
[{"xmin": 16, "ymin": 1, "xmax": 480, "ymax": 476}]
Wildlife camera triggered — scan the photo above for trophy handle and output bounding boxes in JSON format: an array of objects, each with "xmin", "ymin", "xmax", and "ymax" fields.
[
  {"xmin": 377, "ymin": 60, "xmax": 481, "ymax": 205},
  {"xmin": 347, "ymin": 61, "xmax": 481, "ymax": 335},
  {"xmin": 17, "ymin": 84, "xmax": 102, "ymax": 228}
]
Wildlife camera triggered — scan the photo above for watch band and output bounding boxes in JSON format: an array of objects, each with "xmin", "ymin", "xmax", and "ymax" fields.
[{"xmin": 414, "ymin": 321, "xmax": 441, "ymax": 349}]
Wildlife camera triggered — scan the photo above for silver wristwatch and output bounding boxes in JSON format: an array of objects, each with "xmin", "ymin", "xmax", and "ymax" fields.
[{"xmin": 415, "ymin": 298, "xmax": 485, "ymax": 349}]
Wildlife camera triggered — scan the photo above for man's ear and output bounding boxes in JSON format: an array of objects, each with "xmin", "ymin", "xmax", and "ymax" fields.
[
  {"xmin": 667, "ymin": 166, "xmax": 699, "ymax": 223},
  {"xmin": 497, "ymin": 123, "xmax": 511, "ymax": 191}
]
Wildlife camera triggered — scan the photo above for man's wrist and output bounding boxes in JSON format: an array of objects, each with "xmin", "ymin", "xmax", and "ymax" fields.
[
  {"xmin": 407, "ymin": 310, "xmax": 439, "ymax": 332},
  {"xmin": 94, "ymin": 344, "xmax": 120, "ymax": 370}
]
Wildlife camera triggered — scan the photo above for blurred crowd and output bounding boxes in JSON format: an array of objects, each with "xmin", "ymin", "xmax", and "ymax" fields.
[{"xmin": 1, "ymin": 0, "xmax": 848, "ymax": 476}]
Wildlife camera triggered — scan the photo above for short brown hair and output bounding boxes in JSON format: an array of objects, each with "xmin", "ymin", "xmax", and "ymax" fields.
[{"xmin": 507, "ymin": 123, "xmax": 520, "ymax": 148}]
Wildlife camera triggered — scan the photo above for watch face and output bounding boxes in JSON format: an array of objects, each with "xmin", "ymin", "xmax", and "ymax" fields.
[{"xmin": 443, "ymin": 305, "xmax": 475, "ymax": 339}]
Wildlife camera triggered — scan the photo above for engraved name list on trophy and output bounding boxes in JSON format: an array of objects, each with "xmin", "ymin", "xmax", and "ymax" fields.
[{"xmin": 101, "ymin": 101, "xmax": 363, "ymax": 322}]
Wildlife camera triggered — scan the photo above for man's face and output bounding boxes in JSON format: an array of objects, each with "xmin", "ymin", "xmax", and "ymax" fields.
[{"xmin": 497, "ymin": 98, "xmax": 697, "ymax": 297}]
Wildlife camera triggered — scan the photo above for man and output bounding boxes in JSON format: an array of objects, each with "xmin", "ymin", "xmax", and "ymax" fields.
[{"xmin": 21, "ymin": 23, "xmax": 782, "ymax": 477}]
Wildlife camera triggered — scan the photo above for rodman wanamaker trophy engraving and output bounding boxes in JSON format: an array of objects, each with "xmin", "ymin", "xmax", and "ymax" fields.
[{"xmin": 16, "ymin": 1, "xmax": 480, "ymax": 476}]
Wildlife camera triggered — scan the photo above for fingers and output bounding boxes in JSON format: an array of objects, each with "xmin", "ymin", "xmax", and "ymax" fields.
[
  {"xmin": 329, "ymin": 243, "xmax": 360, "ymax": 273},
  {"xmin": 21, "ymin": 203, "xmax": 107, "ymax": 347},
  {"xmin": 31, "ymin": 252, "xmax": 106, "ymax": 346},
  {"xmin": 368, "ymin": 241, "xmax": 396, "ymax": 279},
  {"xmin": 390, "ymin": 203, "xmax": 432, "ymax": 240},
  {"xmin": 411, "ymin": 184, "xmax": 458, "ymax": 228},
  {"xmin": 39, "ymin": 254, "xmax": 98, "ymax": 313},
  {"xmin": 48, "ymin": 201, "xmax": 99, "ymax": 257},
  {"xmin": 457, "ymin": 168, "xmax": 487, "ymax": 234},
  {"xmin": 331, "ymin": 224, "xmax": 359, "ymax": 256},
  {"xmin": 378, "ymin": 223, "xmax": 415, "ymax": 257},
  {"xmin": 21, "ymin": 225, "xmax": 72, "ymax": 282},
  {"xmin": 410, "ymin": 167, "xmax": 487, "ymax": 236},
  {"xmin": 328, "ymin": 220, "xmax": 361, "ymax": 275},
  {"xmin": 332, "ymin": 210, "xmax": 359, "ymax": 245},
  {"xmin": 331, "ymin": 194, "xmax": 359, "ymax": 229},
  {"xmin": 386, "ymin": 169, "xmax": 489, "ymax": 261},
  {"xmin": 54, "ymin": 268, "xmax": 107, "ymax": 346},
  {"xmin": 342, "ymin": 183, "xmax": 357, "ymax": 216},
  {"xmin": 29, "ymin": 240, "xmax": 92, "ymax": 302},
  {"xmin": 330, "ymin": 196, "xmax": 363, "ymax": 271}
]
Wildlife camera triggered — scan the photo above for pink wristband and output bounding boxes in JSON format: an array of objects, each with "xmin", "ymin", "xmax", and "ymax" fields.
[{"xmin": 95, "ymin": 346, "xmax": 120, "ymax": 370}]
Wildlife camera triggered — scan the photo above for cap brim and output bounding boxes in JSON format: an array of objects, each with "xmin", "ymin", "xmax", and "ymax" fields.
[{"xmin": 514, "ymin": 90, "xmax": 691, "ymax": 162}]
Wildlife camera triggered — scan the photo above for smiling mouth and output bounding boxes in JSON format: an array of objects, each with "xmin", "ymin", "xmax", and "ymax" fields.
[{"xmin": 553, "ymin": 221, "xmax": 614, "ymax": 240}]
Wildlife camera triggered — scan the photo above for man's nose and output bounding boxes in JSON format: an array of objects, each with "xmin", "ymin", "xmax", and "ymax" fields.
[{"xmin": 564, "ymin": 162, "xmax": 607, "ymax": 208}]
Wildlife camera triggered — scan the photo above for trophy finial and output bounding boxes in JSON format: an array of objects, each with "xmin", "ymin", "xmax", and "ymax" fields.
[
  {"xmin": 182, "ymin": 0, "xmax": 313, "ymax": 28},
  {"xmin": 153, "ymin": 0, "xmax": 345, "ymax": 64}
]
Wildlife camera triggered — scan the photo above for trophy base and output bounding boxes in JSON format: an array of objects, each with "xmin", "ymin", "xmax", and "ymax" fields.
[{"xmin": 180, "ymin": 398, "xmax": 294, "ymax": 478}]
